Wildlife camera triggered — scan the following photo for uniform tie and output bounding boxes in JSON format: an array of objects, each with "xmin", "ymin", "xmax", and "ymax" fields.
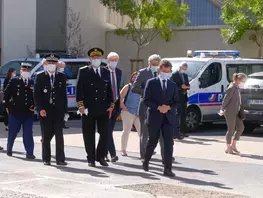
[
  {"xmin": 154, "ymin": 72, "xmax": 157, "ymax": 77},
  {"xmin": 96, "ymin": 69, "xmax": 100, "ymax": 78},
  {"xmin": 24, "ymin": 79, "xmax": 28, "ymax": 86},
  {"xmin": 111, "ymin": 71, "xmax": 117, "ymax": 102},
  {"xmin": 50, "ymin": 75, "xmax": 54, "ymax": 87}
]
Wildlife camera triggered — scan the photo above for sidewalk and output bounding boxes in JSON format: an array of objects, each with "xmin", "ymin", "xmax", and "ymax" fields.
[{"xmin": 11, "ymin": 124, "xmax": 263, "ymax": 166}]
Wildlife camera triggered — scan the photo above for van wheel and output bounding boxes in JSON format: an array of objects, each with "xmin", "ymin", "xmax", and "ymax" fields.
[
  {"xmin": 243, "ymin": 123, "xmax": 260, "ymax": 134},
  {"xmin": 186, "ymin": 107, "xmax": 201, "ymax": 131}
]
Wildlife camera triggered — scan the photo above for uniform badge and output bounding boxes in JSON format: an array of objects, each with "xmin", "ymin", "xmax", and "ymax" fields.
[{"xmin": 43, "ymin": 89, "xmax": 47, "ymax": 93}]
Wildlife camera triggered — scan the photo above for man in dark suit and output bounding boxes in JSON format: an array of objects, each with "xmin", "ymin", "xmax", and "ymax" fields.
[
  {"xmin": 171, "ymin": 62, "xmax": 190, "ymax": 139},
  {"xmin": 105, "ymin": 52, "xmax": 122, "ymax": 162},
  {"xmin": 132, "ymin": 54, "xmax": 165, "ymax": 161},
  {"xmin": 76, "ymin": 48, "xmax": 114, "ymax": 167},
  {"xmin": 34, "ymin": 53, "xmax": 68, "ymax": 166},
  {"xmin": 3, "ymin": 63, "xmax": 35, "ymax": 159},
  {"xmin": 142, "ymin": 59, "xmax": 178, "ymax": 177}
]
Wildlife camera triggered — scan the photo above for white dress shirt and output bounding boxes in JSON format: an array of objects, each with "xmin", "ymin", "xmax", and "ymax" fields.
[
  {"xmin": 93, "ymin": 67, "xmax": 101, "ymax": 77},
  {"xmin": 159, "ymin": 76, "xmax": 167, "ymax": 89}
]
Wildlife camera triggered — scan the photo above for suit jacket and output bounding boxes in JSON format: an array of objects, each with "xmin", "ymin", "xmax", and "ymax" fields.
[
  {"xmin": 221, "ymin": 83, "xmax": 242, "ymax": 116},
  {"xmin": 105, "ymin": 66, "xmax": 122, "ymax": 111},
  {"xmin": 132, "ymin": 67, "xmax": 154, "ymax": 117},
  {"xmin": 34, "ymin": 71, "xmax": 68, "ymax": 120},
  {"xmin": 171, "ymin": 71, "xmax": 190, "ymax": 102},
  {"xmin": 143, "ymin": 77, "xmax": 179, "ymax": 127},
  {"xmin": 3, "ymin": 77, "xmax": 35, "ymax": 116},
  {"xmin": 76, "ymin": 66, "xmax": 114, "ymax": 116}
]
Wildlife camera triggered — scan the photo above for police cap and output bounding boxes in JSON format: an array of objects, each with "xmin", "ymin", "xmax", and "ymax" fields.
[
  {"xmin": 43, "ymin": 53, "xmax": 60, "ymax": 62},
  {"xmin": 88, "ymin": 48, "xmax": 104, "ymax": 57},
  {"xmin": 21, "ymin": 62, "xmax": 32, "ymax": 70}
]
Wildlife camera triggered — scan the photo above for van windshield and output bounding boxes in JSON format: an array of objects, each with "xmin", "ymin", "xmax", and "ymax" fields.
[
  {"xmin": 0, "ymin": 60, "xmax": 39, "ymax": 77},
  {"xmin": 169, "ymin": 60, "xmax": 206, "ymax": 81}
]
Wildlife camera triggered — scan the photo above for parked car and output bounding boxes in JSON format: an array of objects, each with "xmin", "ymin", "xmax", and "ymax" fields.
[{"xmin": 241, "ymin": 72, "xmax": 263, "ymax": 133}]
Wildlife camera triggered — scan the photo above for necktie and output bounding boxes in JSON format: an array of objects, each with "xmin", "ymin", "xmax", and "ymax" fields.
[
  {"xmin": 24, "ymin": 79, "xmax": 27, "ymax": 86},
  {"xmin": 96, "ymin": 69, "xmax": 100, "ymax": 77},
  {"xmin": 111, "ymin": 72, "xmax": 117, "ymax": 102},
  {"xmin": 181, "ymin": 73, "xmax": 185, "ymax": 84},
  {"xmin": 50, "ymin": 75, "xmax": 54, "ymax": 87},
  {"xmin": 162, "ymin": 79, "xmax": 167, "ymax": 98},
  {"xmin": 154, "ymin": 72, "xmax": 157, "ymax": 77}
]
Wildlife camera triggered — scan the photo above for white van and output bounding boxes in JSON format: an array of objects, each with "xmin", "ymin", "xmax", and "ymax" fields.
[
  {"xmin": 165, "ymin": 50, "xmax": 263, "ymax": 130},
  {"xmin": 0, "ymin": 58, "xmax": 108, "ymax": 113}
]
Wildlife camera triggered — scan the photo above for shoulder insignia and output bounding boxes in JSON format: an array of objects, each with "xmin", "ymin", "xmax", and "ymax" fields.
[{"xmin": 80, "ymin": 65, "xmax": 88, "ymax": 70}]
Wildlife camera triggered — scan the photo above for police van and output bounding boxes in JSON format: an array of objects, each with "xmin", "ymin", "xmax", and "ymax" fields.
[
  {"xmin": 0, "ymin": 57, "xmax": 108, "ymax": 113},
  {"xmin": 165, "ymin": 50, "xmax": 263, "ymax": 131}
]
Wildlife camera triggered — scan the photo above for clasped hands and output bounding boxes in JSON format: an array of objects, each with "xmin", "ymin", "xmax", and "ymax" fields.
[
  {"xmin": 157, "ymin": 105, "xmax": 171, "ymax": 114},
  {"xmin": 181, "ymin": 84, "xmax": 190, "ymax": 89}
]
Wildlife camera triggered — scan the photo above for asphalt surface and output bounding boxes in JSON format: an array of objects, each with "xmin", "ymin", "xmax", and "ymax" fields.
[{"xmin": 0, "ymin": 119, "xmax": 263, "ymax": 197}]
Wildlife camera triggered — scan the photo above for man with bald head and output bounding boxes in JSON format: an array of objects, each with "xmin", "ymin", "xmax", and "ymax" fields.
[{"xmin": 172, "ymin": 62, "xmax": 190, "ymax": 139}]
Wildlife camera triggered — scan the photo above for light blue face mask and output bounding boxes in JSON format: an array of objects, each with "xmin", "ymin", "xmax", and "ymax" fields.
[
  {"xmin": 150, "ymin": 66, "xmax": 158, "ymax": 72},
  {"xmin": 92, "ymin": 59, "xmax": 101, "ymax": 68},
  {"xmin": 58, "ymin": 68, "xmax": 65, "ymax": 72},
  {"xmin": 180, "ymin": 69, "xmax": 186, "ymax": 74},
  {"xmin": 159, "ymin": 72, "xmax": 172, "ymax": 80},
  {"xmin": 109, "ymin": 61, "xmax": 118, "ymax": 69}
]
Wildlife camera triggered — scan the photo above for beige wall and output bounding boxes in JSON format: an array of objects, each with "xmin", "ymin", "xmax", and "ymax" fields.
[
  {"xmin": 1, "ymin": 0, "xmax": 36, "ymax": 64},
  {"xmin": 106, "ymin": 28, "xmax": 259, "ymax": 83},
  {"xmin": 67, "ymin": 0, "xmax": 111, "ymax": 53}
]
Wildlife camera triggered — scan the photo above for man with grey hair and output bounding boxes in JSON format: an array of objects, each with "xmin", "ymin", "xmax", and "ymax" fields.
[
  {"xmin": 105, "ymin": 52, "xmax": 122, "ymax": 162},
  {"xmin": 132, "ymin": 54, "xmax": 165, "ymax": 161},
  {"xmin": 172, "ymin": 61, "xmax": 190, "ymax": 139}
]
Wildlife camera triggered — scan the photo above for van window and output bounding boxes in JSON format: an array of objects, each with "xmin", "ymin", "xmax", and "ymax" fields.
[
  {"xmin": 226, "ymin": 64, "xmax": 263, "ymax": 82},
  {"xmin": 200, "ymin": 62, "xmax": 222, "ymax": 88},
  {"xmin": 65, "ymin": 62, "xmax": 89, "ymax": 79},
  {"xmin": 0, "ymin": 61, "xmax": 39, "ymax": 76}
]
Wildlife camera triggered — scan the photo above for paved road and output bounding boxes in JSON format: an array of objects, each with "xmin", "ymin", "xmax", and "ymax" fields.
[{"xmin": 0, "ymin": 120, "xmax": 263, "ymax": 197}]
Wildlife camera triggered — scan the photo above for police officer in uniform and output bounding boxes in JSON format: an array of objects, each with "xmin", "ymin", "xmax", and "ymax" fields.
[
  {"xmin": 34, "ymin": 53, "xmax": 68, "ymax": 166},
  {"xmin": 3, "ymin": 63, "xmax": 35, "ymax": 159},
  {"xmin": 76, "ymin": 47, "xmax": 114, "ymax": 167}
]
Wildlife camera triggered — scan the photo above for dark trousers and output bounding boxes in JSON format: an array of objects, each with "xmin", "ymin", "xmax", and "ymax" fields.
[
  {"xmin": 3, "ymin": 109, "xmax": 8, "ymax": 127},
  {"xmin": 82, "ymin": 112, "xmax": 109, "ymax": 163},
  {"xmin": 7, "ymin": 114, "xmax": 34, "ymax": 155},
  {"xmin": 107, "ymin": 108, "xmax": 120, "ymax": 158},
  {"xmin": 144, "ymin": 118, "xmax": 174, "ymax": 170},
  {"xmin": 177, "ymin": 101, "xmax": 187, "ymax": 134},
  {"xmin": 40, "ymin": 116, "xmax": 65, "ymax": 162}
]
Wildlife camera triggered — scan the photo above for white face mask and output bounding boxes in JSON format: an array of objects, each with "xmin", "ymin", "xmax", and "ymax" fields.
[
  {"xmin": 12, "ymin": 73, "xmax": 16, "ymax": 78},
  {"xmin": 46, "ymin": 64, "xmax": 56, "ymax": 73},
  {"xmin": 21, "ymin": 71, "xmax": 30, "ymax": 79},
  {"xmin": 150, "ymin": 66, "xmax": 159, "ymax": 72},
  {"xmin": 159, "ymin": 72, "xmax": 172, "ymax": 80},
  {"xmin": 92, "ymin": 59, "xmax": 101, "ymax": 68},
  {"xmin": 180, "ymin": 69, "xmax": 186, "ymax": 74},
  {"xmin": 109, "ymin": 61, "xmax": 118, "ymax": 69},
  {"xmin": 58, "ymin": 68, "xmax": 65, "ymax": 72}
]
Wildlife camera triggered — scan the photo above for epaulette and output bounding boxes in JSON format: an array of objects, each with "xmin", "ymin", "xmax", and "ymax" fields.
[{"xmin": 79, "ymin": 65, "xmax": 88, "ymax": 70}]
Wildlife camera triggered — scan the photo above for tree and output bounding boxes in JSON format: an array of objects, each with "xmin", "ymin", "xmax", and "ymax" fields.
[
  {"xmin": 221, "ymin": 0, "xmax": 263, "ymax": 58},
  {"xmin": 60, "ymin": 8, "xmax": 89, "ymax": 58},
  {"xmin": 100, "ymin": 0, "xmax": 189, "ymax": 60}
]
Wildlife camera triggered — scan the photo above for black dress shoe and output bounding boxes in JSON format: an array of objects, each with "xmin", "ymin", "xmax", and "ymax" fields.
[
  {"xmin": 0, "ymin": 146, "xmax": 3, "ymax": 151},
  {"xmin": 111, "ymin": 156, "xmax": 119, "ymax": 162},
  {"xmin": 142, "ymin": 161, "xmax": 149, "ymax": 172},
  {"xmin": 183, "ymin": 133, "xmax": 189, "ymax": 137},
  {"xmin": 88, "ymin": 162, "xmax": 96, "ymax": 167},
  {"xmin": 26, "ymin": 154, "xmax": 36, "ymax": 160},
  {"xmin": 174, "ymin": 135, "xmax": 184, "ymax": 140},
  {"xmin": 63, "ymin": 125, "xmax": 70, "ymax": 129},
  {"xmin": 6, "ymin": 151, "xmax": 12, "ymax": 157},
  {"xmin": 99, "ymin": 159, "xmax": 109, "ymax": 166},
  {"xmin": 105, "ymin": 156, "xmax": 110, "ymax": 162},
  {"xmin": 56, "ymin": 161, "xmax": 67, "ymax": 166},
  {"xmin": 43, "ymin": 161, "xmax": 51, "ymax": 166},
  {"xmin": 163, "ymin": 169, "xmax": 175, "ymax": 177}
]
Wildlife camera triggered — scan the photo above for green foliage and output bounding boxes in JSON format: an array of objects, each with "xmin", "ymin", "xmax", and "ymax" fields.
[
  {"xmin": 221, "ymin": 0, "xmax": 263, "ymax": 46},
  {"xmin": 100, "ymin": 0, "xmax": 189, "ymax": 58}
]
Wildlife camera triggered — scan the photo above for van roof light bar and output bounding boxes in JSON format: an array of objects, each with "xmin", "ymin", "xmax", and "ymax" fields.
[{"xmin": 194, "ymin": 50, "xmax": 240, "ymax": 58}]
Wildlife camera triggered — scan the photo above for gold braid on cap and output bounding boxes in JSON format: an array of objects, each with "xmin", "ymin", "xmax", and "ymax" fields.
[{"xmin": 77, "ymin": 101, "xmax": 84, "ymax": 108}]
